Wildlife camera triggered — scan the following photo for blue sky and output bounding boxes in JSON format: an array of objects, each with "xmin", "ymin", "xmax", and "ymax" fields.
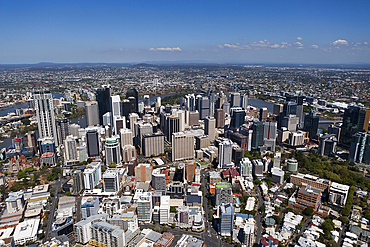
[{"xmin": 1, "ymin": 0, "xmax": 370, "ymax": 64}]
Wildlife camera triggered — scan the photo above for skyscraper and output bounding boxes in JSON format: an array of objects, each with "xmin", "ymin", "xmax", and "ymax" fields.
[
  {"xmin": 126, "ymin": 88, "xmax": 139, "ymax": 112},
  {"xmin": 96, "ymin": 85, "xmax": 111, "ymax": 125},
  {"xmin": 85, "ymin": 101, "xmax": 100, "ymax": 127},
  {"xmin": 219, "ymin": 203, "xmax": 234, "ymax": 237},
  {"xmin": 166, "ymin": 115, "xmax": 180, "ymax": 142},
  {"xmin": 349, "ymin": 132, "xmax": 370, "ymax": 164},
  {"xmin": 110, "ymin": 95, "xmax": 121, "ymax": 118},
  {"xmin": 241, "ymin": 93, "xmax": 248, "ymax": 110},
  {"xmin": 209, "ymin": 93, "xmax": 216, "ymax": 117},
  {"xmin": 105, "ymin": 136, "xmax": 121, "ymax": 166},
  {"xmin": 252, "ymin": 122, "xmax": 264, "ymax": 151},
  {"xmin": 218, "ymin": 139, "xmax": 234, "ymax": 169},
  {"xmin": 64, "ymin": 135, "xmax": 78, "ymax": 165},
  {"xmin": 259, "ymin": 108, "xmax": 268, "ymax": 121},
  {"xmin": 86, "ymin": 129, "xmax": 100, "ymax": 158},
  {"xmin": 33, "ymin": 91, "xmax": 58, "ymax": 145},
  {"xmin": 172, "ymin": 131, "xmax": 194, "ymax": 162},
  {"xmin": 205, "ymin": 116, "xmax": 216, "ymax": 141},
  {"xmin": 230, "ymin": 110, "xmax": 246, "ymax": 130},
  {"xmin": 199, "ymin": 97, "xmax": 210, "ymax": 120},
  {"xmin": 56, "ymin": 118, "xmax": 70, "ymax": 145},
  {"xmin": 215, "ymin": 109, "xmax": 225, "ymax": 128},
  {"xmin": 303, "ymin": 110, "xmax": 319, "ymax": 139},
  {"xmin": 341, "ymin": 104, "xmax": 370, "ymax": 145},
  {"xmin": 143, "ymin": 95, "xmax": 150, "ymax": 106},
  {"xmin": 230, "ymin": 92, "xmax": 241, "ymax": 108}
]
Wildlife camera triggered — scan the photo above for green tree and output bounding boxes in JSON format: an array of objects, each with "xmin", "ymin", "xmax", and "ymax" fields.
[
  {"xmin": 21, "ymin": 118, "xmax": 31, "ymax": 126},
  {"xmin": 162, "ymin": 226, "xmax": 168, "ymax": 233},
  {"xmin": 154, "ymin": 225, "xmax": 161, "ymax": 232},
  {"xmin": 17, "ymin": 170, "xmax": 27, "ymax": 179},
  {"xmin": 109, "ymin": 162, "xmax": 116, "ymax": 168},
  {"xmin": 303, "ymin": 206, "xmax": 314, "ymax": 216}
]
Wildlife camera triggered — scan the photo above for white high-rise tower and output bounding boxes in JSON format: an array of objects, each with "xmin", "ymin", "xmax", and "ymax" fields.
[{"xmin": 33, "ymin": 91, "xmax": 58, "ymax": 145}]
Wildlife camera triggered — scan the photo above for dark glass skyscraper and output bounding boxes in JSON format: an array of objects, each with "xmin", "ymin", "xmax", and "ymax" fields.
[
  {"xmin": 341, "ymin": 105, "xmax": 370, "ymax": 145},
  {"xmin": 303, "ymin": 110, "xmax": 319, "ymax": 139},
  {"xmin": 95, "ymin": 85, "xmax": 111, "ymax": 125},
  {"xmin": 126, "ymin": 88, "xmax": 139, "ymax": 112},
  {"xmin": 86, "ymin": 129, "xmax": 100, "ymax": 157},
  {"xmin": 230, "ymin": 110, "xmax": 246, "ymax": 130}
]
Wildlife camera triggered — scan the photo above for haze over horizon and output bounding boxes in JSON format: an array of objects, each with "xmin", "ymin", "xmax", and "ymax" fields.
[{"xmin": 1, "ymin": 0, "xmax": 370, "ymax": 64}]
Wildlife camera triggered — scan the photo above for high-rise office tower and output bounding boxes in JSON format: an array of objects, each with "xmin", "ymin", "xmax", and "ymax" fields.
[
  {"xmin": 113, "ymin": 116, "xmax": 125, "ymax": 136},
  {"xmin": 230, "ymin": 92, "xmax": 241, "ymax": 108},
  {"xmin": 199, "ymin": 97, "xmax": 210, "ymax": 120},
  {"xmin": 283, "ymin": 101, "xmax": 297, "ymax": 116},
  {"xmin": 126, "ymin": 88, "xmax": 139, "ymax": 112},
  {"xmin": 121, "ymin": 98, "xmax": 131, "ymax": 118},
  {"xmin": 252, "ymin": 122, "xmax": 264, "ymax": 151},
  {"xmin": 303, "ymin": 110, "xmax": 319, "ymax": 139},
  {"xmin": 241, "ymin": 94, "xmax": 248, "ymax": 110},
  {"xmin": 218, "ymin": 139, "xmax": 234, "ymax": 169},
  {"xmin": 122, "ymin": 145, "xmax": 137, "ymax": 163},
  {"xmin": 230, "ymin": 110, "xmax": 246, "ymax": 130},
  {"xmin": 209, "ymin": 93, "xmax": 216, "ymax": 117},
  {"xmin": 222, "ymin": 102, "xmax": 230, "ymax": 115},
  {"xmin": 171, "ymin": 110, "xmax": 186, "ymax": 132},
  {"xmin": 120, "ymin": 128, "xmax": 133, "ymax": 148},
  {"xmin": 105, "ymin": 136, "xmax": 121, "ymax": 166},
  {"xmin": 85, "ymin": 101, "xmax": 100, "ymax": 127},
  {"xmin": 96, "ymin": 85, "xmax": 112, "ymax": 125},
  {"xmin": 56, "ymin": 118, "xmax": 70, "ymax": 145},
  {"xmin": 273, "ymin": 104, "xmax": 283, "ymax": 116},
  {"xmin": 110, "ymin": 95, "xmax": 121, "ymax": 118},
  {"xmin": 166, "ymin": 115, "xmax": 180, "ymax": 142},
  {"xmin": 216, "ymin": 92, "xmax": 228, "ymax": 109},
  {"xmin": 219, "ymin": 203, "xmax": 234, "ymax": 237},
  {"xmin": 215, "ymin": 109, "xmax": 225, "ymax": 128},
  {"xmin": 259, "ymin": 108, "xmax": 268, "ymax": 121},
  {"xmin": 205, "ymin": 116, "xmax": 216, "ymax": 141},
  {"xmin": 129, "ymin": 113, "xmax": 139, "ymax": 131},
  {"xmin": 172, "ymin": 132, "xmax": 194, "ymax": 162},
  {"xmin": 143, "ymin": 95, "xmax": 150, "ymax": 106},
  {"xmin": 263, "ymin": 121, "xmax": 277, "ymax": 151},
  {"xmin": 142, "ymin": 132, "xmax": 165, "ymax": 157},
  {"xmin": 138, "ymin": 102, "xmax": 144, "ymax": 113},
  {"xmin": 187, "ymin": 111, "xmax": 199, "ymax": 127},
  {"xmin": 341, "ymin": 104, "xmax": 370, "ymax": 145},
  {"xmin": 102, "ymin": 112, "xmax": 112, "ymax": 126},
  {"xmin": 86, "ymin": 129, "xmax": 100, "ymax": 158},
  {"xmin": 64, "ymin": 135, "xmax": 78, "ymax": 165},
  {"xmin": 318, "ymin": 134, "xmax": 338, "ymax": 156},
  {"xmin": 33, "ymin": 91, "xmax": 58, "ymax": 145},
  {"xmin": 328, "ymin": 124, "xmax": 341, "ymax": 140},
  {"xmin": 349, "ymin": 132, "xmax": 370, "ymax": 164},
  {"xmin": 128, "ymin": 97, "xmax": 137, "ymax": 113},
  {"xmin": 286, "ymin": 94, "xmax": 305, "ymax": 123}
]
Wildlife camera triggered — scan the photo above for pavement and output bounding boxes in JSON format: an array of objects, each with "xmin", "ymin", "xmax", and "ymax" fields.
[{"xmin": 255, "ymin": 185, "xmax": 264, "ymax": 246}]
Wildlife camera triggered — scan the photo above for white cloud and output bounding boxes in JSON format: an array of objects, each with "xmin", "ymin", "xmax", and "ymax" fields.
[
  {"xmin": 364, "ymin": 41, "xmax": 369, "ymax": 45},
  {"xmin": 331, "ymin": 39, "xmax": 348, "ymax": 46},
  {"xmin": 296, "ymin": 37, "xmax": 303, "ymax": 40},
  {"xmin": 297, "ymin": 47, "xmax": 304, "ymax": 49},
  {"xmin": 149, "ymin": 47, "xmax": 182, "ymax": 51},
  {"xmin": 270, "ymin": 44, "xmax": 280, "ymax": 49},
  {"xmin": 311, "ymin": 45, "xmax": 319, "ymax": 49},
  {"xmin": 224, "ymin": 43, "xmax": 239, "ymax": 48},
  {"xmin": 294, "ymin": 42, "xmax": 303, "ymax": 47}
]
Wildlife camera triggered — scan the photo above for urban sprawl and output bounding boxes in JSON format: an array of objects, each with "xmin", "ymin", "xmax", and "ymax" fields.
[{"xmin": 0, "ymin": 64, "xmax": 369, "ymax": 247}]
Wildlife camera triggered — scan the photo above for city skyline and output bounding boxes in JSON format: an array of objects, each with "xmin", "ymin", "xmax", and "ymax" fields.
[{"xmin": 1, "ymin": 0, "xmax": 370, "ymax": 64}]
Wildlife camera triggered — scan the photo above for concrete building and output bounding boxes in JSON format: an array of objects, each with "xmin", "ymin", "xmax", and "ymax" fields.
[
  {"xmin": 205, "ymin": 116, "xmax": 216, "ymax": 141},
  {"xmin": 195, "ymin": 135, "xmax": 210, "ymax": 150},
  {"xmin": 259, "ymin": 108, "xmax": 268, "ymax": 121},
  {"xmin": 81, "ymin": 197, "xmax": 100, "ymax": 219},
  {"xmin": 122, "ymin": 145, "xmax": 137, "ymax": 163},
  {"xmin": 33, "ymin": 91, "xmax": 58, "ymax": 145},
  {"xmin": 172, "ymin": 131, "xmax": 194, "ymax": 162},
  {"xmin": 74, "ymin": 214, "xmax": 109, "ymax": 244},
  {"xmin": 90, "ymin": 221, "xmax": 125, "ymax": 247},
  {"xmin": 318, "ymin": 134, "xmax": 338, "ymax": 156},
  {"xmin": 160, "ymin": 196, "xmax": 170, "ymax": 224},
  {"xmin": 105, "ymin": 136, "xmax": 121, "ymax": 166},
  {"xmin": 56, "ymin": 118, "xmax": 70, "ymax": 145},
  {"xmin": 271, "ymin": 167, "xmax": 284, "ymax": 184},
  {"xmin": 103, "ymin": 168, "xmax": 123, "ymax": 193},
  {"xmin": 83, "ymin": 162, "xmax": 102, "ymax": 191},
  {"xmin": 219, "ymin": 203, "xmax": 234, "ymax": 236},
  {"xmin": 142, "ymin": 132, "xmax": 165, "ymax": 157},
  {"xmin": 186, "ymin": 161, "xmax": 196, "ymax": 182},
  {"xmin": 72, "ymin": 170, "xmax": 84, "ymax": 194},
  {"xmin": 215, "ymin": 108, "xmax": 225, "ymax": 128},
  {"xmin": 286, "ymin": 158, "xmax": 298, "ymax": 172},
  {"xmin": 289, "ymin": 131, "xmax": 305, "ymax": 147},
  {"xmin": 85, "ymin": 101, "xmax": 100, "ymax": 127},
  {"xmin": 349, "ymin": 132, "xmax": 370, "ymax": 164},
  {"xmin": 135, "ymin": 163, "xmax": 153, "ymax": 182},
  {"xmin": 103, "ymin": 112, "xmax": 112, "ymax": 126},
  {"xmin": 86, "ymin": 129, "xmax": 100, "ymax": 158},
  {"xmin": 329, "ymin": 182, "xmax": 350, "ymax": 207},
  {"xmin": 120, "ymin": 128, "xmax": 133, "ymax": 147},
  {"xmin": 231, "ymin": 92, "xmax": 241, "ymax": 108},
  {"xmin": 137, "ymin": 192, "xmax": 152, "ymax": 223},
  {"xmin": 214, "ymin": 182, "xmax": 233, "ymax": 207},
  {"xmin": 6, "ymin": 191, "xmax": 25, "ymax": 213},
  {"xmin": 290, "ymin": 173, "xmax": 331, "ymax": 191},
  {"xmin": 218, "ymin": 139, "xmax": 234, "ymax": 169},
  {"xmin": 240, "ymin": 158, "xmax": 252, "ymax": 178},
  {"xmin": 13, "ymin": 219, "xmax": 40, "ymax": 245},
  {"xmin": 64, "ymin": 135, "xmax": 78, "ymax": 165},
  {"xmin": 252, "ymin": 159, "xmax": 264, "ymax": 177},
  {"xmin": 152, "ymin": 170, "xmax": 166, "ymax": 190}
]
